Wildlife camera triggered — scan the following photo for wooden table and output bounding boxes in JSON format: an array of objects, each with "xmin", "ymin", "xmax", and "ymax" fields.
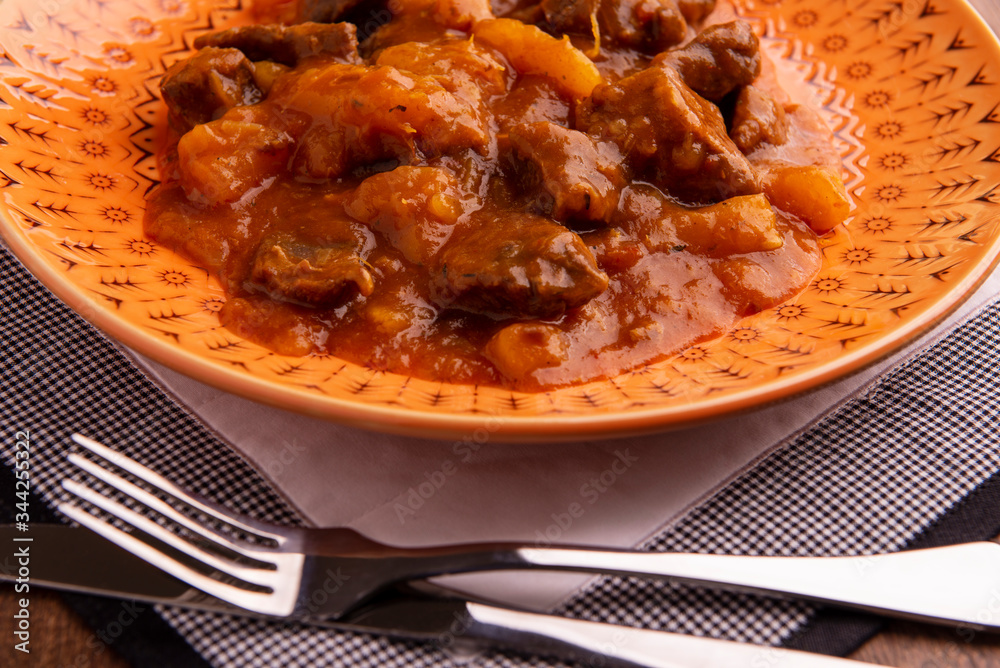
[{"xmin": 3, "ymin": 0, "xmax": 1000, "ymax": 665}]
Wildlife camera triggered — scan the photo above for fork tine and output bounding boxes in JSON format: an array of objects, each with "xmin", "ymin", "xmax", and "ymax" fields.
[
  {"xmin": 70, "ymin": 434, "xmax": 283, "ymax": 543},
  {"xmin": 57, "ymin": 501, "xmax": 295, "ymax": 616},
  {"xmin": 61, "ymin": 479, "xmax": 282, "ymax": 589},
  {"xmin": 68, "ymin": 452, "xmax": 270, "ymax": 559}
]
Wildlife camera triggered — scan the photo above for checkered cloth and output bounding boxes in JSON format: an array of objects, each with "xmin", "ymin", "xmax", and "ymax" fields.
[{"xmin": 3, "ymin": 241, "xmax": 1000, "ymax": 667}]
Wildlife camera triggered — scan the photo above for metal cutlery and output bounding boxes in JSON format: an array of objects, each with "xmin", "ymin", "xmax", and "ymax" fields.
[
  {"xmin": 70, "ymin": 431, "xmax": 1000, "ymax": 665},
  {"xmin": 0, "ymin": 522, "xmax": 876, "ymax": 667},
  {"xmin": 58, "ymin": 433, "xmax": 1000, "ymax": 636}
]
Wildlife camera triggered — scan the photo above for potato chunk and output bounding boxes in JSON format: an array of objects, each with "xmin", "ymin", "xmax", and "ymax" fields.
[
  {"xmin": 485, "ymin": 322, "xmax": 567, "ymax": 380},
  {"xmin": 472, "ymin": 18, "xmax": 602, "ymax": 100},
  {"xmin": 670, "ymin": 194, "xmax": 784, "ymax": 256},
  {"xmin": 374, "ymin": 37, "xmax": 510, "ymax": 100},
  {"xmin": 761, "ymin": 165, "xmax": 849, "ymax": 234},
  {"xmin": 432, "ymin": 0, "xmax": 494, "ymax": 29},
  {"xmin": 345, "ymin": 166, "xmax": 464, "ymax": 265},
  {"xmin": 177, "ymin": 118, "xmax": 290, "ymax": 204},
  {"xmin": 274, "ymin": 62, "xmax": 491, "ymax": 178},
  {"xmin": 616, "ymin": 188, "xmax": 783, "ymax": 256}
]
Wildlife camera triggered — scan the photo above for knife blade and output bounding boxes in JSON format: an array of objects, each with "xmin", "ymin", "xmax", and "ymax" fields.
[{"xmin": 0, "ymin": 524, "xmax": 881, "ymax": 667}]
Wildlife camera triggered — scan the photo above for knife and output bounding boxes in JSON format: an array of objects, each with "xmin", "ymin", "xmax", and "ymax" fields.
[{"xmin": 0, "ymin": 524, "xmax": 881, "ymax": 667}]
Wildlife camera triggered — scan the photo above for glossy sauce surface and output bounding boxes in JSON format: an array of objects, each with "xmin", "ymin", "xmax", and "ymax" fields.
[{"xmin": 146, "ymin": 0, "xmax": 847, "ymax": 391}]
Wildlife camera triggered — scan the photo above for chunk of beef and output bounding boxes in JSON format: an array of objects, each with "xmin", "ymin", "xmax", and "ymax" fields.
[
  {"xmin": 728, "ymin": 85, "xmax": 788, "ymax": 153},
  {"xmin": 541, "ymin": 0, "xmax": 600, "ymax": 36},
  {"xmin": 250, "ymin": 228, "xmax": 375, "ymax": 307},
  {"xmin": 599, "ymin": 0, "xmax": 687, "ymax": 53},
  {"xmin": 160, "ymin": 48, "xmax": 261, "ymax": 133},
  {"xmin": 676, "ymin": 0, "xmax": 716, "ymax": 22},
  {"xmin": 494, "ymin": 74, "xmax": 572, "ymax": 131},
  {"xmin": 578, "ymin": 64, "xmax": 759, "ymax": 203},
  {"xmin": 431, "ymin": 212, "xmax": 608, "ymax": 318},
  {"xmin": 271, "ymin": 61, "xmax": 491, "ymax": 179},
  {"xmin": 657, "ymin": 21, "xmax": 760, "ymax": 101},
  {"xmin": 296, "ymin": 0, "xmax": 366, "ymax": 23},
  {"xmin": 193, "ymin": 22, "xmax": 361, "ymax": 67},
  {"xmin": 508, "ymin": 122, "xmax": 624, "ymax": 223},
  {"xmin": 542, "ymin": 0, "xmax": 716, "ymax": 40}
]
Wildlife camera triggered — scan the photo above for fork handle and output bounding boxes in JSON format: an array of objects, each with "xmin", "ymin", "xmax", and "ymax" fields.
[
  {"xmin": 351, "ymin": 541, "xmax": 1000, "ymax": 637},
  {"xmin": 456, "ymin": 602, "xmax": 880, "ymax": 667},
  {"xmin": 511, "ymin": 541, "xmax": 1000, "ymax": 631}
]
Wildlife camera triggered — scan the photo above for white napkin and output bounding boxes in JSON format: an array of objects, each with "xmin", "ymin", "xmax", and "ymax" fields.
[{"xmin": 135, "ymin": 267, "xmax": 1000, "ymax": 612}]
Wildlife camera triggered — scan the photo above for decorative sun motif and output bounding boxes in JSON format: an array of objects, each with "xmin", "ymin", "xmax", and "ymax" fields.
[
  {"xmin": 845, "ymin": 61, "xmax": 874, "ymax": 80},
  {"xmin": 200, "ymin": 297, "xmax": 225, "ymax": 313},
  {"xmin": 130, "ymin": 18, "xmax": 157, "ymax": 38},
  {"xmin": 730, "ymin": 328, "xmax": 760, "ymax": 343},
  {"xmin": 103, "ymin": 44, "xmax": 134, "ymax": 66},
  {"xmin": 793, "ymin": 10, "xmax": 819, "ymax": 27},
  {"xmin": 87, "ymin": 76, "xmax": 117, "ymax": 96},
  {"xmin": 77, "ymin": 139, "xmax": 109, "ymax": 158},
  {"xmin": 157, "ymin": 269, "xmax": 191, "ymax": 287},
  {"xmin": 100, "ymin": 205, "xmax": 132, "ymax": 225},
  {"xmin": 125, "ymin": 238, "xmax": 156, "ymax": 258},
  {"xmin": 874, "ymin": 121, "xmax": 904, "ymax": 139},
  {"xmin": 775, "ymin": 304, "xmax": 808, "ymax": 322},
  {"xmin": 863, "ymin": 90, "xmax": 893, "ymax": 109},
  {"xmin": 159, "ymin": 0, "xmax": 185, "ymax": 14},
  {"xmin": 85, "ymin": 172, "xmax": 117, "ymax": 191},
  {"xmin": 842, "ymin": 247, "xmax": 874, "ymax": 266},
  {"xmin": 873, "ymin": 184, "xmax": 905, "ymax": 203},
  {"xmin": 860, "ymin": 215, "xmax": 896, "ymax": 234},
  {"xmin": 876, "ymin": 152, "xmax": 910, "ymax": 171},
  {"xmin": 679, "ymin": 347, "xmax": 708, "ymax": 361},
  {"xmin": 822, "ymin": 34, "xmax": 849, "ymax": 52},
  {"xmin": 813, "ymin": 276, "xmax": 845, "ymax": 296},
  {"xmin": 79, "ymin": 106, "xmax": 112, "ymax": 127}
]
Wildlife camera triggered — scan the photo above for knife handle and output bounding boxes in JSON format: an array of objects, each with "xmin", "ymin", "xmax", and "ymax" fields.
[
  {"xmin": 459, "ymin": 602, "xmax": 882, "ymax": 667},
  {"xmin": 515, "ymin": 541, "xmax": 1000, "ymax": 631}
]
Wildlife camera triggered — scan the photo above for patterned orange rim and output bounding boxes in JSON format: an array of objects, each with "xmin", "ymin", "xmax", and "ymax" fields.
[{"xmin": 1, "ymin": 0, "xmax": 999, "ymax": 441}]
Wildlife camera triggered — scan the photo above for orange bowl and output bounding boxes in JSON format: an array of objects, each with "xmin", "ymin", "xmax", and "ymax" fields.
[{"xmin": 2, "ymin": 0, "xmax": 999, "ymax": 440}]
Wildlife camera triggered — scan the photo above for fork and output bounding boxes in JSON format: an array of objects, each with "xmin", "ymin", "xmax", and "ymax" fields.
[{"xmin": 59, "ymin": 433, "xmax": 1000, "ymax": 636}]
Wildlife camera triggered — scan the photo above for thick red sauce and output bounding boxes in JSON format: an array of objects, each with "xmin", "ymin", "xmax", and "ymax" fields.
[{"xmin": 145, "ymin": 0, "xmax": 847, "ymax": 391}]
